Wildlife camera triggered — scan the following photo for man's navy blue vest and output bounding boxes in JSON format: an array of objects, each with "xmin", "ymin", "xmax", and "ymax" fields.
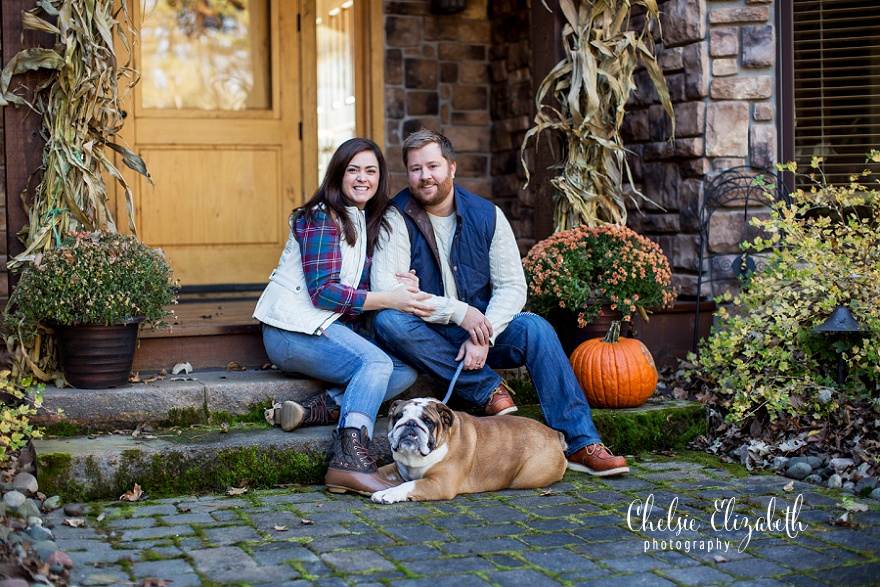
[{"xmin": 391, "ymin": 185, "xmax": 496, "ymax": 313}]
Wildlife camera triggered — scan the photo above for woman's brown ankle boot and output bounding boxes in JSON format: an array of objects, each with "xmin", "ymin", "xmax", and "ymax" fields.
[{"xmin": 324, "ymin": 427, "xmax": 401, "ymax": 496}]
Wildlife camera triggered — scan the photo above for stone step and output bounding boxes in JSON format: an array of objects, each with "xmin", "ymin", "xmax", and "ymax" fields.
[{"xmin": 32, "ymin": 366, "xmax": 705, "ymax": 502}]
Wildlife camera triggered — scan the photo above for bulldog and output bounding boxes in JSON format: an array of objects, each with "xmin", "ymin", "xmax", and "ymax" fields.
[{"xmin": 372, "ymin": 397, "xmax": 568, "ymax": 503}]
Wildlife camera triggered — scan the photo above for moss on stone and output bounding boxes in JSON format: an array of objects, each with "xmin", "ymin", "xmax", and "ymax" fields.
[
  {"xmin": 40, "ymin": 422, "xmax": 87, "ymax": 437},
  {"xmin": 163, "ymin": 407, "xmax": 208, "ymax": 427},
  {"xmin": 58, "ymin": 447, "xmax": 327, "ymax": 501},
  {"xmin": 590, "ymin": 400, "xmax": 706, "ymax": 455},
  {"xmin": 37, "ymin": 453, "xmax": 91, "ymax": 502}
]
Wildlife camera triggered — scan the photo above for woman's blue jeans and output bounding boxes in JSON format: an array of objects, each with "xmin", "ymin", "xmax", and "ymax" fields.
[
  {"xmin": 373, "ymin": 310, "xmax": 603, "ymax": 456},
  {"xmin": 262, "ymin": 322, "xmax": 418, "ymax": 438}
]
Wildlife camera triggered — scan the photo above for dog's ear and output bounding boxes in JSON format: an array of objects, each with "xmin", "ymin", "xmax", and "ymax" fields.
[
  {"xmin": 389, "ymin": 399, "xmax": 405, "ymax": 414},
  {"xmin": 436, "ymin": 402, "xmax": 455, "ymax": 429}
]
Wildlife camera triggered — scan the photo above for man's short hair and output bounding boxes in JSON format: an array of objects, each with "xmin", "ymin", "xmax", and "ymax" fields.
[{"xmin": 402, "ymin": 129, "xmax": 457, "ymax": 167}]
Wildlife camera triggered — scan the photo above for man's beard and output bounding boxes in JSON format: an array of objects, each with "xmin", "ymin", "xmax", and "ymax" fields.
[{"xmin": 410, "ymin": 175, "xmax": 454, "ymax": 208}]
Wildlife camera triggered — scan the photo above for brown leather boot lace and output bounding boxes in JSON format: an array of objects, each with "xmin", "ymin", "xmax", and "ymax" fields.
[
  {"xmin": 329, "ymin": 428, "xmax": 378, "ymax": 472},
  {"xmin": 302, "ymin": 393, "xmax": 339, "ymax": 425}
]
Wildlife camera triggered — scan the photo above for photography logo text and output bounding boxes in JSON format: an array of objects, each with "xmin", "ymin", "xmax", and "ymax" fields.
[{"xmin": 627, "ymin": 493, "xmax": 808, "ymax": 553}]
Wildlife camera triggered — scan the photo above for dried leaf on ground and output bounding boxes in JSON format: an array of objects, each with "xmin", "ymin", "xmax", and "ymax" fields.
[
  {"xmin": 172, "ymin": 362, "xmax": 193, "ymax": 375},
  {"xmin": 226, "ymin": 486, "xmax": 248, "ymax": 496},
  {"xmin": 63, "ymin": 517, "xmax": 86, "ymax": 527},
  {"xmin": 120, "ymin": 483, "xmax": 145, "ymax": 502}
]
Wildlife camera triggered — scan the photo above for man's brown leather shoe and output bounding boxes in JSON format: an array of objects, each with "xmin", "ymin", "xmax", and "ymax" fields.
[
  {"xmin": 566, "ymin": 444, "xmax": 629, "ymax": 477},
  {"xmin": 485, "ymin": 382, "xmax": 517, "ymax": 416}
]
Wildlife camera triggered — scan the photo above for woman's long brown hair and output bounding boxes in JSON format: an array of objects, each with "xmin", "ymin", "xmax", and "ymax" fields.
[{"xmin": 294, "ymin": 138, "xmax": 392, "ymax": 253}]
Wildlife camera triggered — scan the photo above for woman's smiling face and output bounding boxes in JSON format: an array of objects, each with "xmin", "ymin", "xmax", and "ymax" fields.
[{"xmin": 341, "ymin": 150, "xmax": 380, "ymax": 209}]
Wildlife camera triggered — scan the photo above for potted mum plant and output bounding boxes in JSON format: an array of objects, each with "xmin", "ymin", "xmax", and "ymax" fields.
[
  {"xmin": 523, "ymin": 224, "xmax": 676, "ymax": 355},
  {"xmin": 8, "ymin": 232, "xmax": 178, "ymax": 388}
]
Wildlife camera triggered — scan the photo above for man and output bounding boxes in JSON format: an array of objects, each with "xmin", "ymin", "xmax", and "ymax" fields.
[{"xmin": 371, "ymin": 129, "xmax": 629, "ymax": 476}]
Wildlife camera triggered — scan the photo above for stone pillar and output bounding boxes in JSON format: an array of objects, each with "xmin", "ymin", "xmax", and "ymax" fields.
[{"xmin": 384, "ymin": 0, "xmax": 492, "ymax": 198}]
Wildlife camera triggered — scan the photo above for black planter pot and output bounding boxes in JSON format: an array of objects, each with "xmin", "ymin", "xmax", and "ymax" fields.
[{"xmin": 55, "ymin": 318, "xmax": 143, "ymax": 388}]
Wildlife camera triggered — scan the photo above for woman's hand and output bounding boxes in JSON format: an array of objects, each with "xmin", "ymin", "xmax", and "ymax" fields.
[
  {"xmin": 456, "ymin": 339, "xmax": 489, "ymax": 370},
  {"xmin": 386, "ymin": 286, "xmax": 435, "ymax": 317}
]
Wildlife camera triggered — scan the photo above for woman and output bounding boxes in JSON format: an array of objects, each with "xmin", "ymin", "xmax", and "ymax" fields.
[{"xmin": 253, "ymin": 138, "xmax": 433, "ymax": 496}]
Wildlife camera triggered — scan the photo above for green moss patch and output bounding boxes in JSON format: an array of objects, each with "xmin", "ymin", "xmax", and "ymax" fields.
[
  {"xmin": 38, "ymin": 444, "xmax": 328, "ymax": 502},
  {"xmin": 591, "ymin": 399, "xmax": 706, "ymax": 455}
]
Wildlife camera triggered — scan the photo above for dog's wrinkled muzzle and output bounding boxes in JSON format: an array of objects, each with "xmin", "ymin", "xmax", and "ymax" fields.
[{"xmin": 393, "ymin": 420, "xmax": 426, "ymax": 451}]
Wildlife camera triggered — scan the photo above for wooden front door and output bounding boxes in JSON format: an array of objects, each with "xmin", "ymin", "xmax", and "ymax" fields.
[
  {"xmin": 116, "ymin": 0, "xmax": 299, "ymax": 287},
  {"xmin": 116, "ymin": 0, "xmax": 384, "ymax": 289}
]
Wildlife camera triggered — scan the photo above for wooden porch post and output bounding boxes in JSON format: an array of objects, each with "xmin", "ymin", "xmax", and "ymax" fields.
[
  {"xmin": 1, "ymin": 0, "xmax": 52, "ymax": 293},
  {"xmin": 529, "ymin": 1, "xmax": 563, "ymax": 241}
]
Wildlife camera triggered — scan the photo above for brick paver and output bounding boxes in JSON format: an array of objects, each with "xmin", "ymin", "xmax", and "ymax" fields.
[{"xmin": 48, "ymin": 453, "xmax": 880, "ymax": 586}]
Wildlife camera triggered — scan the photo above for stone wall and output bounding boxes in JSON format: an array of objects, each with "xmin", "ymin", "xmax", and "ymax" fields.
[
  {"xmin": 623, "ymin": 0, "xmax": 778, "ymax": 299},
  {"xmin": 384, "ymin": 0, "xmax": 494, "ymax": 196},
  {"xmin": 383, "ymin": 0, "xmax": 536, "ymax": 251}
]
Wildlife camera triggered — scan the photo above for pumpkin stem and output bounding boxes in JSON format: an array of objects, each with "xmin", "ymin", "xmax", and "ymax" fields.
[{"xmin": 603, "ymin": 320, "xmax": 621, "ymax": 343}]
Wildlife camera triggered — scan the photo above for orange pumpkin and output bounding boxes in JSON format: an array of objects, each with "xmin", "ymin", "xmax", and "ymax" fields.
[{"xmin": 569, "ymin": 321, "xmax": 658, "ymax": 409}]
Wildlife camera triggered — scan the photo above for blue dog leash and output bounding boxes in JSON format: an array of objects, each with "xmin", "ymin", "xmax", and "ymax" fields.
[{"xmin": 441, "ymin": 360, "xmax": 465, "ymax": 405}]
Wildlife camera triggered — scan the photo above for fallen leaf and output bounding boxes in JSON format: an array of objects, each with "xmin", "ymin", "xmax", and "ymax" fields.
[
  {"xmin": 129, "ymin": 372, "xmax": 142, "ymax": 383},
  {"xmin": 274, "ymin": 525, "xmax": 289, "ymax": 531},
  {"xmin": 172, "ymin": 362, "xmax": 193, "ymax": 375},
  {"xmin": 714, "ymin": 554, "xmax": 728, "ymax": 563},
  {"xmin": 227, "ymin": 361, "xmax": 246, "ymax": 371},
  {"xmin": 226, "ymin": 486, "xmax": 248, "ymax": 496},
  {"xmin": 63, "ymin": 517, "xmax": 86, "ymax": 527},
  {"xmin": 120, "ymin": 483, "xmax": 145, "ymax": 502},
  {"xmin": 220, "ymin": 422, "xmax": 229, "ymax": 433},
  {"xmin": 96, "ymin": 512, "xmax": 105, "ymax": 522},
  {"xmin": 300, "ymin": 518, "xmax": 314, "ymax": 525},
  {"xmin": 539, "ymin": 490, "xmax": 557, "ymax": 496},
  {"xmin": 141, "ymin": 578, "xmax": 170, "ymax": 587},
  {"xmin": 783, "ymin": 481, "xmax": 795, "ymax": 492}
]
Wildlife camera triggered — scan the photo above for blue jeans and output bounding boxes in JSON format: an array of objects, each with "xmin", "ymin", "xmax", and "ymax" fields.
[
  {"xmin": 262, "ymin": 323, "xmax": 418, "ymax": 438},
  {"xmin": 373, "ymin": 310, "xmax": 603, "ymax": 456}
]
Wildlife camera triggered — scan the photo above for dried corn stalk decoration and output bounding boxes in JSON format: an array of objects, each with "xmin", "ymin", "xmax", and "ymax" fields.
[
  {"xmin": 0, "ymin": 0, "xmax": 151, "ymax": 270},
  {"xmin": 520, "ymin": 0, "xmax": 674, "ymax": 232}
]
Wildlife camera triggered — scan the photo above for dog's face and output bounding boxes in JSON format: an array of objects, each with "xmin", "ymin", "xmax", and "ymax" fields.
[{"xmin": 387, "ymin": 398, "xmax": 455, "ymax": 463}]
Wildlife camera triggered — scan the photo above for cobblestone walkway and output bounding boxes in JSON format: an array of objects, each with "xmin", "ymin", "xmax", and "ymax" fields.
[{"xmin": 49, "ymin": 454, "xmax": 880, "ymax": 587}]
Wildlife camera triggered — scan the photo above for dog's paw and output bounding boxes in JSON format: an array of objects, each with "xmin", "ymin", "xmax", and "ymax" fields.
[{"xmin": 371, "ymin": 482, "xmax": 414, "ymax": 504}]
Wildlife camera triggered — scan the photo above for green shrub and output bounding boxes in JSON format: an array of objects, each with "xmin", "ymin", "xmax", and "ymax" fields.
[
  {"xmin": 0, "ymin": 371, "xmax": 45, "ymax": 465},
  {"xmin": 688, "ymin": 154, "xmax": 880, "ymax": 423}
]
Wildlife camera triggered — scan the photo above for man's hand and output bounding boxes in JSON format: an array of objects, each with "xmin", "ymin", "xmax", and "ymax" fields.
[
  {"xmin": 459, "ymin": 306, "xmax": 493, "ymax": 346},
  {"xmin": 456, "ymin": 339, "xmax": 489, "ymax": 370}
]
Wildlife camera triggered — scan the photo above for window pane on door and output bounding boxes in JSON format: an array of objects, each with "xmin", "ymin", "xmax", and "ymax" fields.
[
  {"xmin": 317, "ymin": 0, "xmax": 356, "ymax": 179},
  {"xmin": 140, "ymin": 0, "xmax": 272, "ymax": 111}
]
